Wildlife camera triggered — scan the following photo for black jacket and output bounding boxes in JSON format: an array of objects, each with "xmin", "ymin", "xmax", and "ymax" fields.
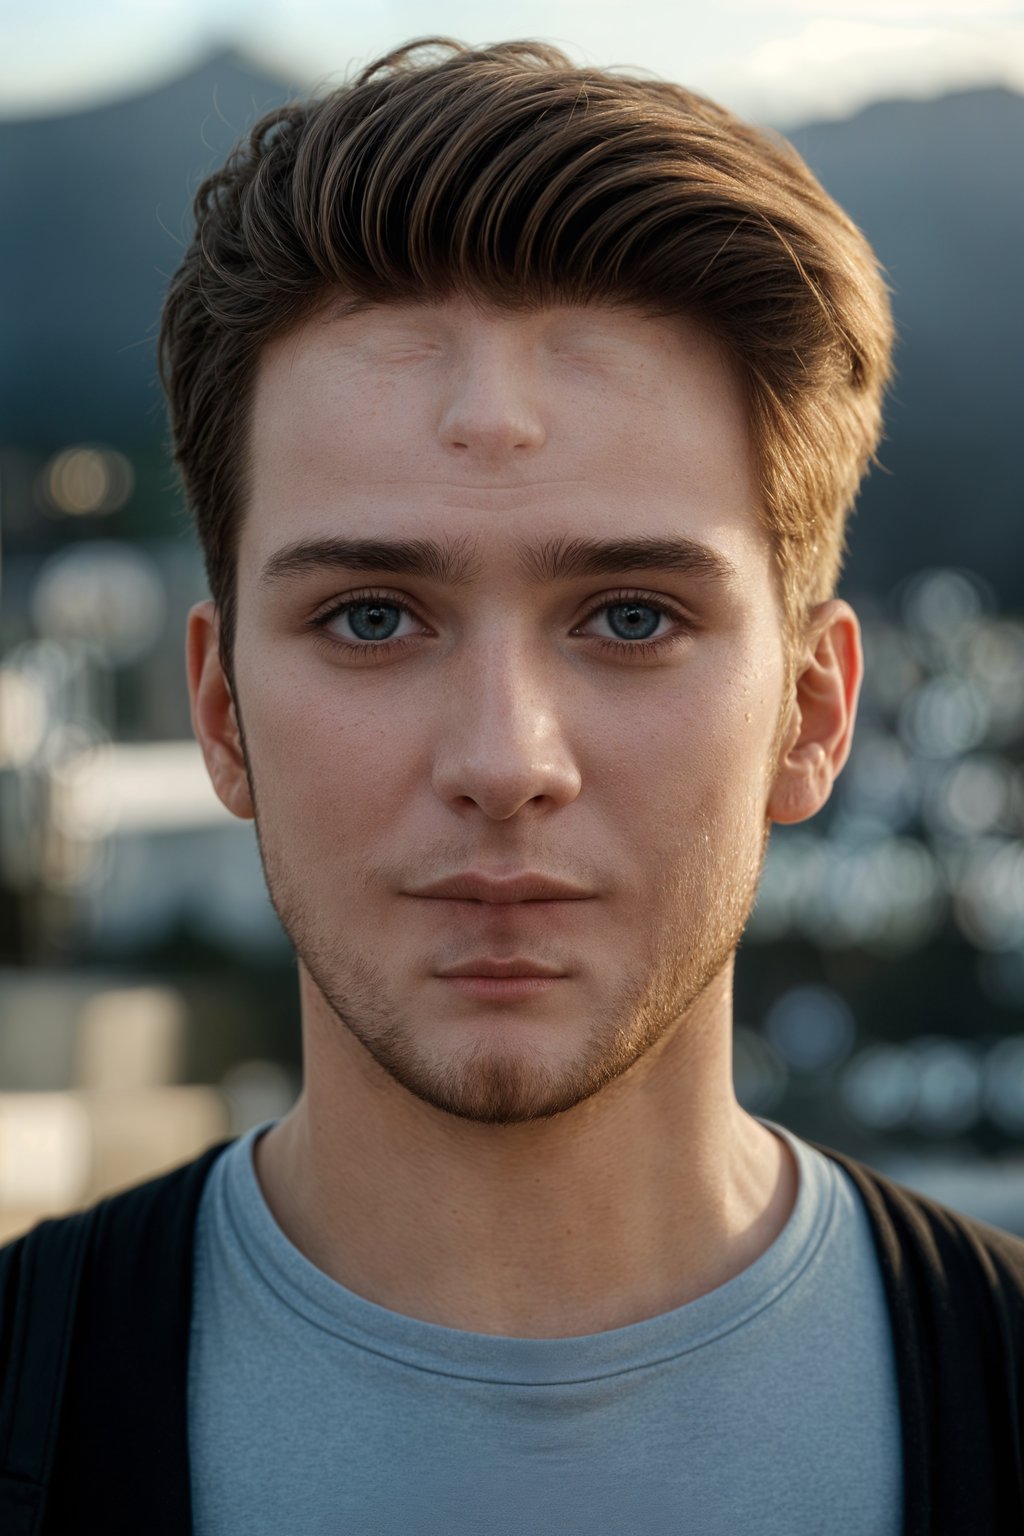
[{"xmin": 1, "ymin": 1137, "xmax": 1023, "ymax": 1535}]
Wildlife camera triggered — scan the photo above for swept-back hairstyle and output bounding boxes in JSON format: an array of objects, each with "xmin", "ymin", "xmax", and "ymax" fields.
[{"xmin": 159, "ymin": 37, "xmax": 893, "ymax": 674}]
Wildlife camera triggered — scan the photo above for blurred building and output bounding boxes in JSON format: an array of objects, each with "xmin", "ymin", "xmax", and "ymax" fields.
[{"xmin": 0, "ymin": 976, "xmax": 298, "ymax": 1243}]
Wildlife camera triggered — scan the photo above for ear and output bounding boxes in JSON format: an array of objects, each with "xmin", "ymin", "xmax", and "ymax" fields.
[
  {"xmin": 766, "ymin": 599, "xmax": 863, "ymax": 827},
  {"xmin": 186, "ymin": 600, "xmax": 255, "ymax": 821}
]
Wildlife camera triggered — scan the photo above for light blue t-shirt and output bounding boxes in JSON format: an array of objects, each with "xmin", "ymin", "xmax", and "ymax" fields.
[{"xmin": 188, "ymin": 1120, "xmax": 902, "ymax": 1535}]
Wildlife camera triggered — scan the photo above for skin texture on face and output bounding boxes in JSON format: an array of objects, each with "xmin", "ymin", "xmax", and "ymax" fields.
[{"xmin": 188, "ymin": 297, "xmax": 862, "ymax": 1334}]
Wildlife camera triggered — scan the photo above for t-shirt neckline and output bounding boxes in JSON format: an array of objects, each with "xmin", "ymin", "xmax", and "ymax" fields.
[{"xmin": 209, "ymin": 1115, "xmax": 838, "ymax": 1386}]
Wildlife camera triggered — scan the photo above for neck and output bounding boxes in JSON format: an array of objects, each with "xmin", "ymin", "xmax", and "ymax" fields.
[{"xmin": 255, "ymin": 967, "xmax": 797, "ymax": 1338}]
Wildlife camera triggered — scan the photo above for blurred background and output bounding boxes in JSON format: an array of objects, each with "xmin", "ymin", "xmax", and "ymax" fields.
[{"xmin": 1, "ymin": 0, "xmax": 1023, "ymax": 1243}]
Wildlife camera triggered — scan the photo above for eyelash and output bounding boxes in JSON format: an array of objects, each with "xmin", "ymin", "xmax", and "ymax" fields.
[
  {"xmin": 307, "ymin": 587, "xmax": 693, "ymax": 661},
  {"xmin": 577, "ymin": 589, "xmax": 694, "ymax": 661},
  {"xmin": 308, "ymin": 589, "xmax": 424, "ymax": 662}
]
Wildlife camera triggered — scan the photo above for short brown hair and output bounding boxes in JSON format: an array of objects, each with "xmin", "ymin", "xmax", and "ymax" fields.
[{"xmin": 159, "ymin": 37, "xmax": 893, "ymax": 672}]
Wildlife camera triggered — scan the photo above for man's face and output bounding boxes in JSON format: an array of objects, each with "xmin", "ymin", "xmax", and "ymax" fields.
[{"xmin": 227, "ymin": 298, "xmax": 791, "ymax": 1124}]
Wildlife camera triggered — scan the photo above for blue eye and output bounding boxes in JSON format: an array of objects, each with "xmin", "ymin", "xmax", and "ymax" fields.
[
  {"xmin": 604, "ymin": 602, "xmax": 662, "ymax": 640},
  {"xmin": 345, "ymin": 601, "xmax": 403, "ymax": 641}
]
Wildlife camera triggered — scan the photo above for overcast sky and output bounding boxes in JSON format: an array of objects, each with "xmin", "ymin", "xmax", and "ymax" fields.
[{"xmin": 3, "ymin": 0, "xmax": 1023, "ymax": 125}]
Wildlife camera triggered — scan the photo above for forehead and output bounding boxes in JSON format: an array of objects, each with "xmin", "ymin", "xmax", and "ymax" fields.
[{"xmin": 241, "ymin": 298, "xmax": 770, "ymax": 586}]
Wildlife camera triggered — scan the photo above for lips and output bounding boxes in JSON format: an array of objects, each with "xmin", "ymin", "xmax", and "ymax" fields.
[
  {"xmin": 436, "ymin": 958, "xmax": 566, "ymax": 978},
  {"xmin": 408, "ymin": 872, "xmax": 594, "ymax": 904}
]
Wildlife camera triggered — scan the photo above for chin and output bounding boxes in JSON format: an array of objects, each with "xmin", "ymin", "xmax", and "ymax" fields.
[{"xmin": 364, "ymin": 1022, "xmax": 632, "ymax": 1126}]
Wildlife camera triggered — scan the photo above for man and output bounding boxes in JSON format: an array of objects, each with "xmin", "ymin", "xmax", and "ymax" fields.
[{"xmin": 2, "ymin": 38, "xmax": 1023, "ymax": 1536}]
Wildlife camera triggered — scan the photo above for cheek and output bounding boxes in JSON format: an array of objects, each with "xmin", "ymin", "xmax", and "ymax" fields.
[
  {"xmin": 595, "ymin": 656, "xmax": 781, "ymax": 827},
  {"xmin": 239, "ymin": 664, "xmax": 425, "ymax": 849}
]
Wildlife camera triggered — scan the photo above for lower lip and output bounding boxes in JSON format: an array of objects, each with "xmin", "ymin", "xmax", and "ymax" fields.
[
  {"xmin": 412, "ymin": 897, "xmax": 589, "ymax": 915},
  {"xmin": 439, "ymin": 976, "xmax": 562, "ymax": 1000}
]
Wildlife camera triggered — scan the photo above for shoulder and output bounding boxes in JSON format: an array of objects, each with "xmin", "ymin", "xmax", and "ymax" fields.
[
  {"xmin": 812, "ymin": 1136, "xmax": 1024, "ymax": 1304},
  {"xmin": 0, "ymin": 1138, "xmax": 234, "ymax": 1307},
  {"xmin": 811, "ymin": 1137, "xmax": 1024, "ymax": 1526},
  {"xmin": 0, "ymin": 1142, "xmax": 235, "ymax": 1529}
]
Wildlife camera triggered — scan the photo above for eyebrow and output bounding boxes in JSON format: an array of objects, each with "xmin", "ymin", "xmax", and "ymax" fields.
[
  {"xmin": 258, "ymin": 533, "xmax": 737, "ymax": 590},
  {"xmin": 517, "ymin": 535, "xmax": 737, "ymax": 585},
  {"xmin": 259, "ymin": 536, "xmax": 481, "ymax": 587}
]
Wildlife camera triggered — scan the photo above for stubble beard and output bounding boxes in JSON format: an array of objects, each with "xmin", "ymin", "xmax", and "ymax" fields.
[{"xmin": 251, "ymin": 813, "xmax": 768, "ymax": 1129}]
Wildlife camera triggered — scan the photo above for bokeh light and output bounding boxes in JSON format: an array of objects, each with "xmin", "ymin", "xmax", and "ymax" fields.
[
  {"xmin": 910, "ymin": 1038, "xmax": 982, "ymax": 1136},
  {"xmin": 41, "ymin": 445, "xmax": 134, "ymax": 516},
  {"xmin": 966, "ymin": 620, "xmax": 1024, "ymax": 742},
  {"xmin": 30, "ymin": 541, "xmax": 166, "ymax": 664},
  {"xmin": 840, "ymin": 732, "xmax": 918, "ymax": 829},
  {"xmin": 900, "ymin": 675, "xmax": 990, "ymax": 759},
  {"xmin": 0, "ymin": 666, "xmax": 48, "ymax": 768},
  {"xmin": 763, "ymin": 985, "xmax": 856, "ymax": 1075},
  {"xmin": 861, "ymin": 622, "xmax": 923, "ymax": 716},
  {"xmin": 840, "ymin": 1044, "xmax": 919, "ymax": 1131},
  {"xmin": 928, "ymin": 754, "xmax": 1015, "ymax": 838},
  {"xmin": 902, "ymin": 567, "xmax": 989, "ymax": 643},
  {"xmin": 952, "ymin": 838, "xmax": 1024, "ymax": 950},
  {"xmin": 983, "ymin": 1037, "xmax": 1024, "ymax": 1136}
]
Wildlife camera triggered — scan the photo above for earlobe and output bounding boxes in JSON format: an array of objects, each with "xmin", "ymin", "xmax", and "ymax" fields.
[
  {"xmin": 186, "ymin": 601, "xmax": 255, "ymax": 822},
  {"xmin": 767, "ymin": 600, "xmax": 862, "ymax": 828}
]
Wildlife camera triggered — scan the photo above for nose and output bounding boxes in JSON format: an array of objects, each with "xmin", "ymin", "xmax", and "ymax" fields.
[
  {"xmin": 432, "ymin": 644, "xmax": 582, "ymax": 821},
  {"xmin": 436, "ymin": 328, "xmax": 547, "ymax": 461}
]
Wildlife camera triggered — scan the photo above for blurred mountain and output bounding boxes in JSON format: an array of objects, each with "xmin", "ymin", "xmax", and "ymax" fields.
[
  {"xmin": 0, "ymin": 52, "xmax": 296, "ymax": 449},
  {"xmin": 1, "ymin": 58, "xmax": 1021, "ymax": 600},
  {"xmin": 787, "ymin": 89, "xmax": 1024, "ymax": 600}
]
